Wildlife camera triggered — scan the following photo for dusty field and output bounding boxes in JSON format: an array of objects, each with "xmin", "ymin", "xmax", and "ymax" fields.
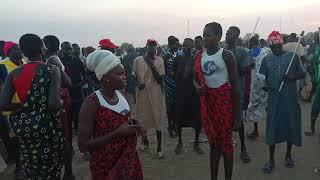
[{"xmin": 1, "ymin": 100, "xmax": 320, "ymax": 180}]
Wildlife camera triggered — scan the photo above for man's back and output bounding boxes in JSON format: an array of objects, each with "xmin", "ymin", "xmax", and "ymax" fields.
[{"xmin": 283, "ymin": 42, "xmax": 306, "ymax": 57}]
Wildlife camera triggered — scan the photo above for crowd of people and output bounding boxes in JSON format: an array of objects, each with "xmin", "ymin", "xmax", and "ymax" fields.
[{"xmin": 0, "ymin": 21, "xmax": 319, "ymax": 180}]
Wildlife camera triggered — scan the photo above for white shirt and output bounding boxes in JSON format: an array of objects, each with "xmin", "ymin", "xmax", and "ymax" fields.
[
  {"xmin": 95, "ymin": 90, "xmax": 130, "ymax": 115},
  {"xmin": 201, "ymin": 48, "xmax": 228, "ymax": 88}
]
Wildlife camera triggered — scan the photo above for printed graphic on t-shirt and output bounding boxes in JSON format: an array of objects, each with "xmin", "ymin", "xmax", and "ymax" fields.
[{"xmin": 203, "ymin": 61, "xmax": 219, "ymax": 76}]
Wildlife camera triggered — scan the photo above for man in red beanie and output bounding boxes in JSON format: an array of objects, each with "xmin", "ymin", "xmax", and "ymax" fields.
[{"xmin": 261, "ymin": 31, "xmax": 305, "ymax": 174}]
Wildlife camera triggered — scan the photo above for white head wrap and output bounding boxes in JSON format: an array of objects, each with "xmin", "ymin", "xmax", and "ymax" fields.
[{"xmin": 86, "ymin": 50, "xmax": 121, "ymax": 81}]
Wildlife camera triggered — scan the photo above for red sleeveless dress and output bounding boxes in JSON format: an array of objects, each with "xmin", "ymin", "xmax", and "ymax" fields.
[{"xmin": 87, "ymin": 94, "xmax": 143, "ymax": 180}]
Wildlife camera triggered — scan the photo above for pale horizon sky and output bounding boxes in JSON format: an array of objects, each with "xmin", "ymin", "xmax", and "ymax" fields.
[{"xmin": 1, "ymin": 0, "xmax": 319, "ymax": 47}]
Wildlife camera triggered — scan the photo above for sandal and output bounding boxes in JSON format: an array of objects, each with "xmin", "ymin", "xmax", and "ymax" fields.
[
  {"xmin": 305, "ymin": 130, "xmax": 315, "ymax": 136},
  {"xmin": 140, "ymin": 144, "xmax": 149, "ymax": 152},
  {"xmin": 168, "ymin": 128, "xmax": 177, "ymax": 138},
  {"xmin": 140, "ymin": 139, "xmax": 149, "ymax": 151},
  {"xmin": 157, "ymin": 151, "xmax": 164, "ymax": 159},
  {"xmin": 240, "ymin": 152, "xmax": 251, "ymax": 163},
  {"xmin": 193, "ymin": 144, "xmax": 204, "ymax": 155},
  {"xmin": 247, "ymin": 131, "xmax": 259, "ymax": 140},
  {"xmin": 284, "ymin": 156, "xmax": 295, "ymax": 168},
  {"xmin": 175, "ymin": 143, "xmax": 183, "ymax": 155},
  {"xmin": 313, "ymin": 168, "xmax": 320, "ymax": 175},
  {"xmin": 262, "ymin": 161, "xmax": 275, "ymax": 174}
]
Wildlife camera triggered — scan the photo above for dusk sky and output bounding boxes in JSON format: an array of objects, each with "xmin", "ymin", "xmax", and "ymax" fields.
[{"xmin": 1, "ymin": 0, "xmax": 319, "ymax": 47}]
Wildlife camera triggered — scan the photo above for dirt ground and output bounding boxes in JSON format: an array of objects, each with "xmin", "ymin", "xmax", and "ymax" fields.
[{"xmin": 1, "ymin": 100, "xmax": 320, "ymax": 180}]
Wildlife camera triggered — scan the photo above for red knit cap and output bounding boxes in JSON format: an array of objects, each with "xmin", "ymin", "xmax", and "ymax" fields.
[
  {"xmin": 4, "ymin": 41, "xmax": 17, "ymax": 56},
  {"xmin": 267, "ymin": 31, "xmax": 284, "ymax": 45}
]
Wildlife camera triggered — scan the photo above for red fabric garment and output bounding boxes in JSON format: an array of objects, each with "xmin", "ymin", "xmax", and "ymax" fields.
[
  {"xmin": 88, "ymin": 94, "xmax": 143, "ymax": 180},
  {"xmin": 12, "ymin": 63, "xmax": 39, "ymax": 103},
  {"xmin": 243, "ymin": 67, "xmax": 252, "ymax": 110},
  {"xmin": 194, "ymin": 51, "xmax": 234, "ymax": 154},
  {"xmin": 3, "ymin": 41, "xmax": 17, "ymax": 56}
]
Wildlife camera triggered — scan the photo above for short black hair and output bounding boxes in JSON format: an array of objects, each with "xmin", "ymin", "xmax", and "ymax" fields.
[
  {"xmin": 61, "ymin": 41, "xmax": 71, "ymax": 48},
  {"xmin": 19, "ymin": 34, "xmax": 44, "ymax": 58},
  {"xmin": 184, "ymin": 38, "xmax": 194, "ymax": 43},
  {"xmin": 289, "ymin": 33, "xmax": 297, "ymax": 39},
  {"xmin": 72, "ymin": 43, "xmax": 79, "ymax": 47},
  {"xmin": 283, "ymin": 34, "xmax": 289, "ymax": 43},
  {"xmin": 249, "ymin": 35, "xmax": 259, "ymax": 46},
  {"xmin": 205, "ymin": 22, "xmax": 223, "ymax": 40},
  {"xmin": 0, "ymin": 40, "xmax": 5, "ymax": 57},
  {"xmin": 195, "ymin": 36, "xmax": 203, "ymax": 41},
  {"xmin": 168, "ymin": 36, "xmax": 179, "ymax": 45},
  {"xmin": 259, "ymin": 39, "xmax": 268, "ymax": 47},
  {"xmin": 229, "ymin": 26, "xmax": 241, "ymax": 38},
  {"xmin": 43, "ymin": 35, "xmax": 60, "ymax": 52}
]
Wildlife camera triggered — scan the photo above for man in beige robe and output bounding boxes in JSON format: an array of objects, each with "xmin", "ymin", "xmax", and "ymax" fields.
[{"xmin": 132, "ymin": 39, "xmax": 167, "ymax": 159}]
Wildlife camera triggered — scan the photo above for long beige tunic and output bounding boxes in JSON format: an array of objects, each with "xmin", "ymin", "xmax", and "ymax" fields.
[{"xmin": 132, "ymin": 56, "xmax": 167, "ymax": 130}]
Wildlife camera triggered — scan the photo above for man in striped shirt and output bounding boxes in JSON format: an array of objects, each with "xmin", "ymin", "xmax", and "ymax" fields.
[{"xmin": 162, "ymin": 36, "xmax": 179, "ymax": 138}]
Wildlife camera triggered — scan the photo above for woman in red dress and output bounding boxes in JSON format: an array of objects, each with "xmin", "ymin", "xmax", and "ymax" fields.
[
  {"xmin": 194, "ymin": 22, "xmax": 240, "ymax": 180},
  {"xmin": 78, "ymin": 50, "xmax": 143, "ymax": 180}
]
